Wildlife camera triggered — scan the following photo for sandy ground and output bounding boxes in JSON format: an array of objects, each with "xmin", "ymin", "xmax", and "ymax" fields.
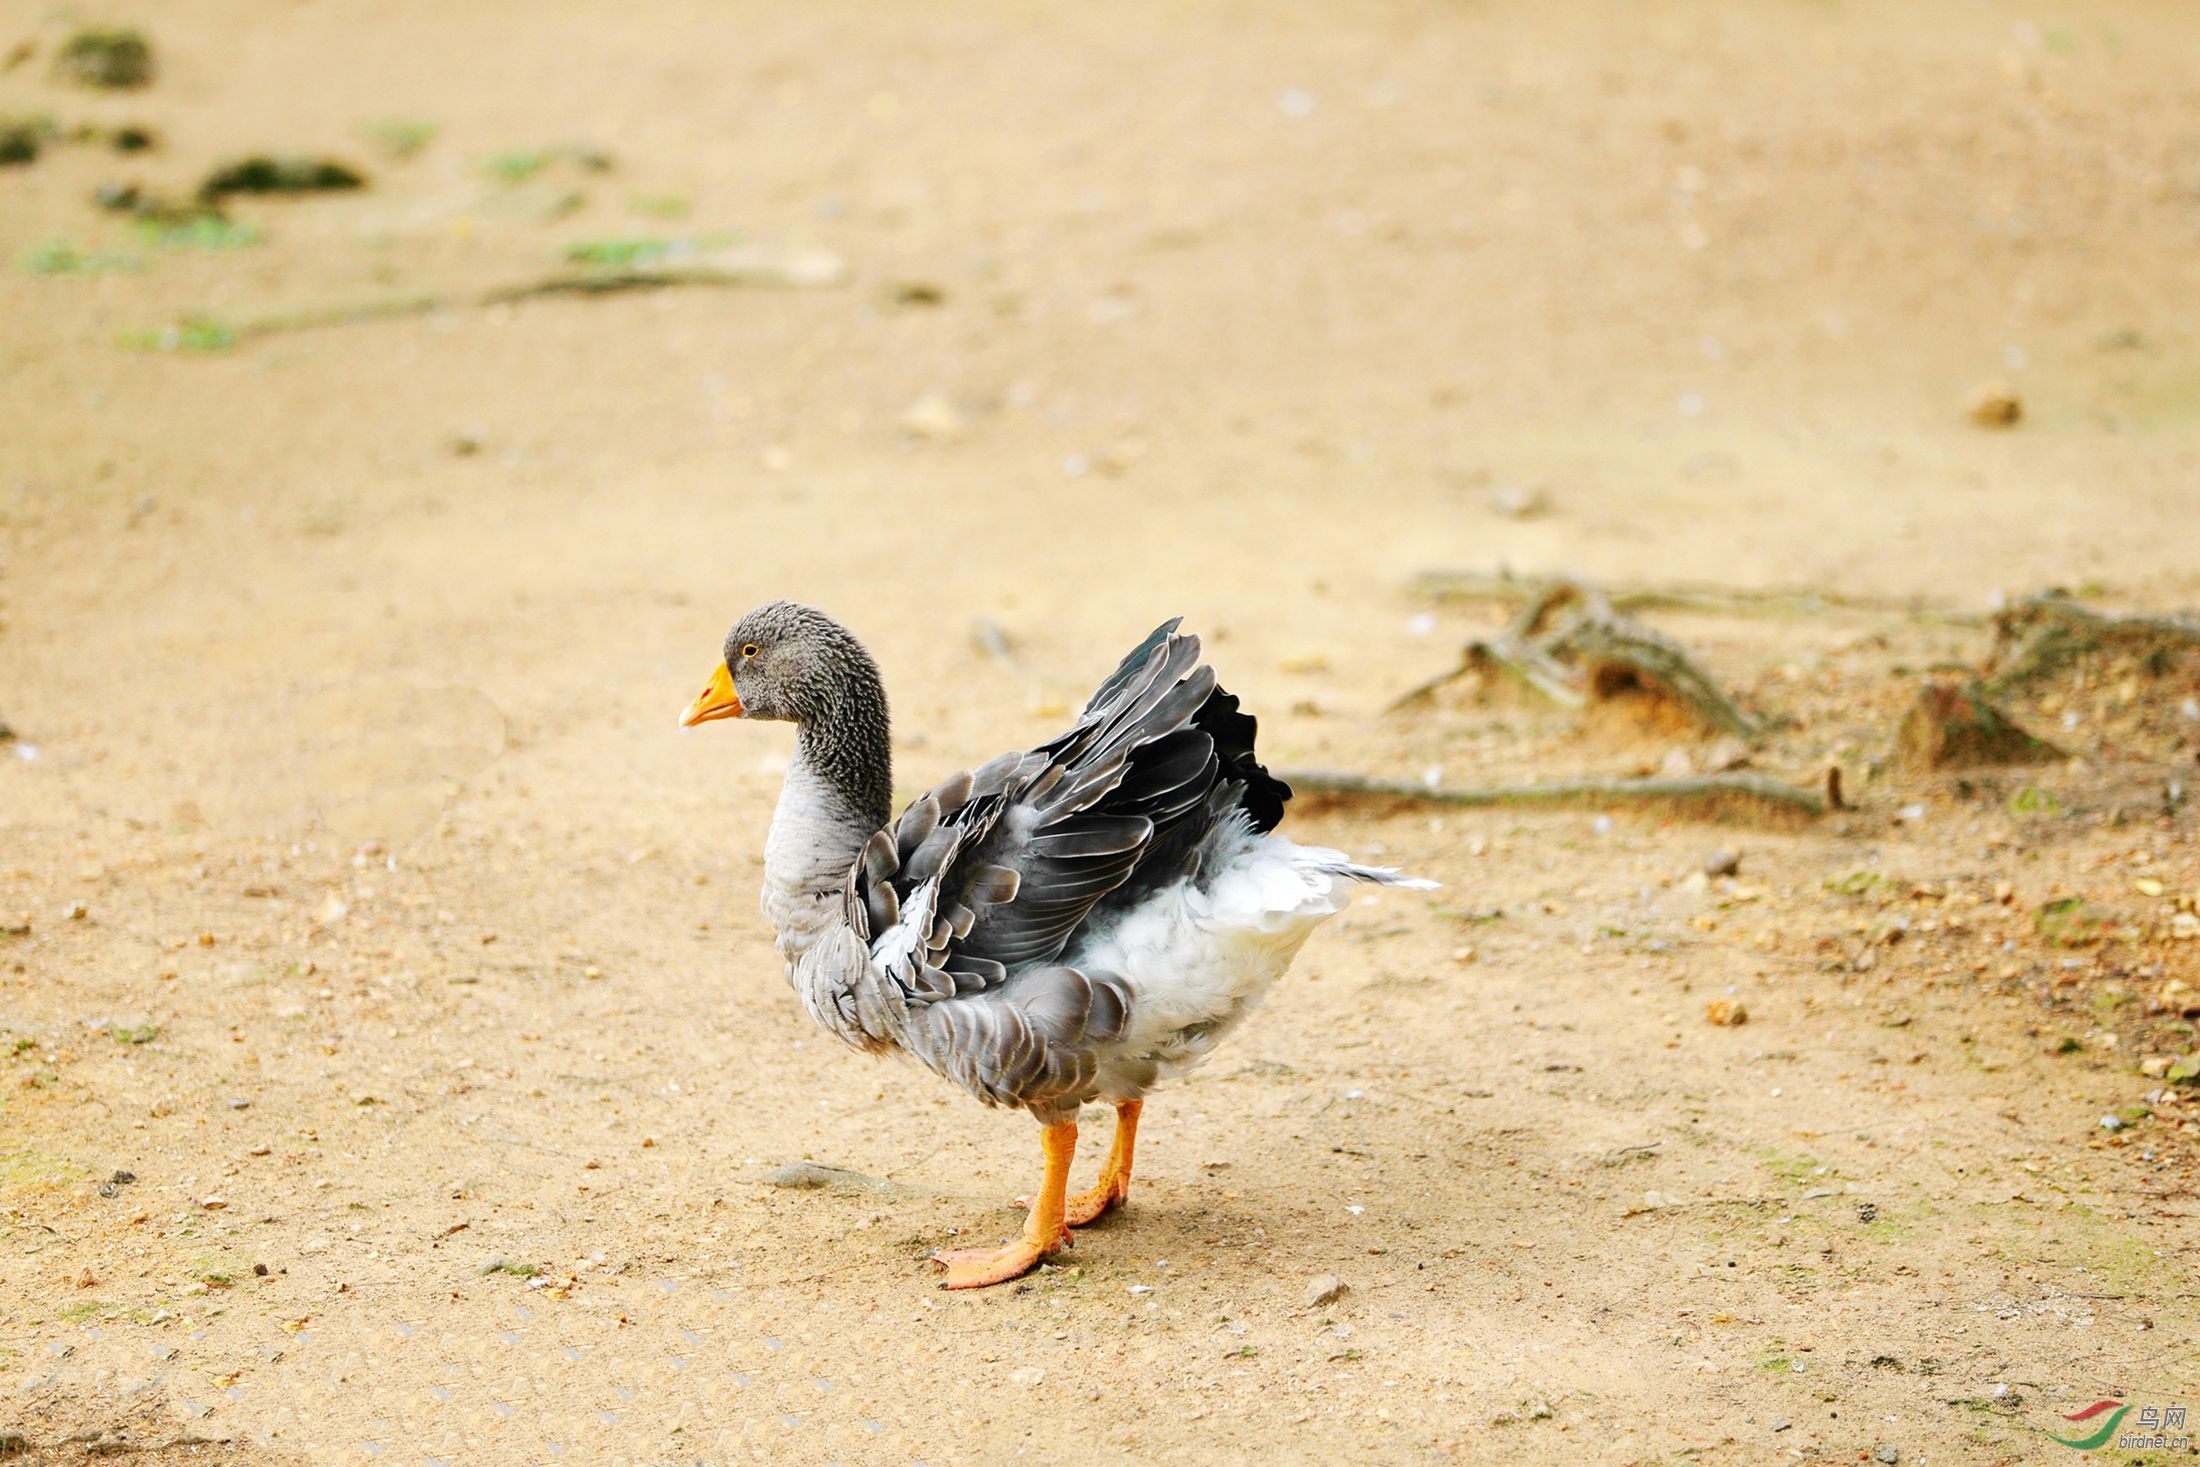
[{"xmin": 4, "ymin": 1, "xmax": 2199, "ymax": 1462}]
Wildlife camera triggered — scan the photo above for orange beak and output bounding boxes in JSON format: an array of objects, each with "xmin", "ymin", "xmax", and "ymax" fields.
[{"xmin": 679, "ymin": 661, "xmax": 743, "ymax": 728}]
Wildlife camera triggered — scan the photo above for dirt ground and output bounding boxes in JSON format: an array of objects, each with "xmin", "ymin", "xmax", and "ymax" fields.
[{"xmin": 4, "ymin": 1, "xmax": 2199, "ymax": 1462}]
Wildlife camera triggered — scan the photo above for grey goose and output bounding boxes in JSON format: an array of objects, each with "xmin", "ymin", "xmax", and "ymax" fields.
[{"xmin": 681, "ymin": 601, "xmax": 1431, "ymax": 1288}]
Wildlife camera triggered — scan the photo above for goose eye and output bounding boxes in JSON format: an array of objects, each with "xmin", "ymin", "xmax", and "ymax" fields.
[{"xmin": 740, "ymin": 643, "xmax": 760, "ymax": 659}]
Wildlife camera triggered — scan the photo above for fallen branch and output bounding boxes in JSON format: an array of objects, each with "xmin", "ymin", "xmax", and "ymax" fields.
[
  {"xmin": 1281, "ymin": 768, "xmax": 1826, "ymax": 824},
  {"xmin": 1391, "ymin": 579, "xmax": 1768, "ymax": 742},
  {"xmin": 1412, "ymin": 569, "xmax": 1980, "ymax": 625},
  {"xmin": 1983, "ymin": 593, "xmax": 2200, "ymax": 691},
  {"xmin": 201, "ymin": 244, "xmax": 852, "ymax": 344}
]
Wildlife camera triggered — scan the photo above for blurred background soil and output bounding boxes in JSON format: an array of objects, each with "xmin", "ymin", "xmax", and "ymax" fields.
[{"xmin": 2, "ymin": 1, "xmax": 2198, "ymax": 1462}]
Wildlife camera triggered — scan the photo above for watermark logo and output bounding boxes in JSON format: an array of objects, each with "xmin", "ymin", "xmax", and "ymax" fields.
[{"xmin": 2048, "ymin": 1400, "xmax": 2189, "ymax": 1453}]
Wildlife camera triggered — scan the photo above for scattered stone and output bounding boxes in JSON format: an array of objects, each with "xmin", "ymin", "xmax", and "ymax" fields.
[
  {"xmin": 1966, "ymin": 380, "xmax": 2021, "ymax": 428},
  {"xmin": 1488, "ymin": 486, "xmax": 1551, "ymax": 519},
  {"xmin": 56, "ymin": 29, "xmax": 154, "ymax": 89},
  {"xmin": 1705, "ymin": 998, "xmax": 1748, "ymax": 1027},
  {"xmin": 1304, "ymin": 1274, "xmax": 1347, "ymax": 1308},
  {"xmin": 1702, "ymin": 848, "xmax": 1740, "ymax": 878},
  {"xmin": 200, "ymin": 1196, "xmax": 227, "ymax": 1210},
  {"xmin": 970, "ymin": 617, "xmax": 1018, "ymax": 667},
  {"xmin": 2098, "ymin": 1114, "xmax": 2124, "ymax": 1132},
  {"xmin": 1894, "ymin": 679, "xmax": 2061, "ymax": 770},
  {"xmin": 886, "ymin": 279, "xmax": 946, "ymax": 307},
  {"xmin": 198, "ymin": 156, "xmax": 366, "ymax": 202},
  {"xmin": 898, "ymin": 392, "xmax": 966, "ymax": 442},
  {"xmin": 1771, "ymin": 1418, "xmax": 1792, "ymax": 1432},
  {"xmin": 1872, "ymin": 1445, "xmax": 1900, "ymax": 1464},
  {"xmin": 252, "ymin": 1263, "xmax": 269, "ymax": 1277},
  {"xmin": 758, "ymin": 1161, "xmax": 890, "ymax": 1191}
]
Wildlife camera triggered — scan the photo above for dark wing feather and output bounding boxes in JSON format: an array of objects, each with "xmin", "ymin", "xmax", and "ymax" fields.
[{"xmin": 858, "ymin": 621, "xmax": 1287, "ymax": 1034}]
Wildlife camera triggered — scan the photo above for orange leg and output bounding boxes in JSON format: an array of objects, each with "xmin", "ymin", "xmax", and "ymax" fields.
[
  {"xmin": 1062, "ymin": 1099, "xmax": 1142, "ymax": 1226},
  {"xmin": 932, "ymin": 1119, "xmax": 1077, "ymax": 1290}
]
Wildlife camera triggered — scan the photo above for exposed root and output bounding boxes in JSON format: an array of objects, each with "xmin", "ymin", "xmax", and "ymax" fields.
[
  {"xmin": 1391, "ymin": 580, "xmax": 1767, "ymax": 742},
  {"xmin": 1983, "ymin": 593, "xmax": 2200, "ymax": 691},
  {"xmin": 1411, "ymin": 568, "xmax": 1979, "ymax": 625},
  {"xmin": 1894, "ymin": 679, "xmax": 2064, "ymax": 770},
  {"xmin": 1280, "ymin": 768, "xmax": 1826, "ymax": 825}
]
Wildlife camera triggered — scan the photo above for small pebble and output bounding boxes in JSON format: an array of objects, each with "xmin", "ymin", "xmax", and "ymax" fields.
[
  {"xmin": 2098, "ymin": 1114, "xmax": 2124, "ymax": 1132},
  {"xmin": 898, "ymin": 393, "xmax": 966, "ymax": 442},
  {"xmin": 1873, "ymin": 1445, "xmax": 1900, "ymax": 1465},
  {"xmin": 1771, "ymin": 1418, "xmax": 1792, "ymax": 1432},
  {"xmin": 1966, "ymin": 381, "xmax": 2021, "ymax": 428},
  {"xmin": 1706, "ymin": 999, "xmax": 1748, "ymax": 1027},
  {"xmin": 1702, "ymin": 849, "xmax": 1741, "ymax": 878}
]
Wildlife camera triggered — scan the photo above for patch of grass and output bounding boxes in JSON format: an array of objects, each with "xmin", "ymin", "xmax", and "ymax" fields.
[
  {"xmin": 626, "ymin": 192, "xmax": 691, "ymax": 218},
  {"xmin": 0, "ymin": 1148, "xmax": 92, "ymax": 1190},
  {"xmin": 364, "ymin": 117, "xmax": 438, "ymax": 160},
  {"xmin": 134, "ymin": 214, "xmax": 262, "ymax": 251},
  {"xmin": 559, "ymin": 233, "xmax": 734, "ymax": 268},
  {"xmin": 2008, "ymin": 785, "xmax": 2062, "ymax": 817},
  {"xmin": 120, "ymin": 317, "xmax": 238, "ymax": 353},
  {"xmin": 486, "ymin": 1260, "xmax": 540, "ymax": 1278},
  {"xmin": 1761, "ymin": 1153, "xmax": 1827, "ymax": 1188},
  {"xmin": 199, "ymin": 156, "xmax": 365, "ymax": 200},
  {"xmin": 107, "ymin": 1022, "xmax": 159, "ymax": 1045},
  {"xmin": 1823, "ymin": 869, "xmax": 1890, "ymax": 897},
  {"xmin": 1, "ymin": 114, "xmax": 56, "ymax": 166},
  {"xmin": 56, "ymin": 29, "xmax": 154, "ymax": 89},
  {"xmin": 22, "ymin": 238, "xmax": 144, "ymax": 276},
  {"xmin": 485, "ymin": 149, "xmax": 552, "ymax": 183},
  {"xmin": 2036, "ymin": 897, "xmax": 2126, "ymax": 948}
]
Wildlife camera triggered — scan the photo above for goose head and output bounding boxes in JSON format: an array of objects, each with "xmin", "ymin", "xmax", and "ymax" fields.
[{"xmin": 679, "ymin": 600, "xmax": 892, "ymax": 727}]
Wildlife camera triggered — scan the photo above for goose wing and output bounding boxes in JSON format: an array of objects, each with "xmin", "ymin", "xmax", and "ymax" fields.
[{"xmin": 854, "ymin": 622, "xmax": 1240, "ymax": 1003}]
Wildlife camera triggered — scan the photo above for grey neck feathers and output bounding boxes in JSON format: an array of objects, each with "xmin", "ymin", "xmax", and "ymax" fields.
[
  {"xmin": 770, "ymin": 662, "xmax": 893, "ymax": 893},
  {"xmin": 798, "ymin": 668, "xmax": 892, "ymax": 836}
]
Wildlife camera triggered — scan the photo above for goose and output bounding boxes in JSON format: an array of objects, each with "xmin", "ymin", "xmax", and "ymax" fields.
[{"xmin": 680, "ymin": 602, "xmax": 1431, "ymax": 1288}]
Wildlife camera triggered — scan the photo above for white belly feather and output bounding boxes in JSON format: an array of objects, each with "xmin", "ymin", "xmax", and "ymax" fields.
[{"xmin": 1069, "ymin": 830, "xmax": 1357, "ymax": 1092}]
